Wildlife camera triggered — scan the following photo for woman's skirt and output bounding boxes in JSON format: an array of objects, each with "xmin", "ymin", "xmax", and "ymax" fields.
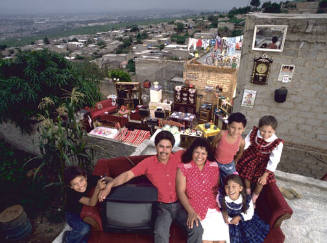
[{"xmin": 201, "ymin": 208, "xmax": 230, "ymax": 242}]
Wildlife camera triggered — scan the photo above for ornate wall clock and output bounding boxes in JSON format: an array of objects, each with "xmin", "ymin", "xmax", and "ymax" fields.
[{"xmin": 251, "ymin": 56, "xmax": 273, "ymax": 85}]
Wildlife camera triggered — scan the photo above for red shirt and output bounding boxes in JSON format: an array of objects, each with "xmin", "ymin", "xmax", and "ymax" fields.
[
  {"xmin": 215, "ymin": 131, "xmax": 241, "ymax": 164},
  {"xmin": 179, "ymin": 161, "xmax": 220, "ymax": 220},
  {"xmin": 131, "ymin": 150, "xmax": 183, "ymax": 203}
]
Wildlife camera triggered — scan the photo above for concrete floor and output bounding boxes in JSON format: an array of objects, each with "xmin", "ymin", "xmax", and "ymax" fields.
[{"xmin": 276, "ymin": 171, "xmax": 327, "ymax": 243}]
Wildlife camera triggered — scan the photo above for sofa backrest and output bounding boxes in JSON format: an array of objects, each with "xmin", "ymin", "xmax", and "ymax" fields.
[
  {"xmin": 94, "ymin": 98, "xmax": 114, "ymax": 110},
  {"xmin": 93, "ymin": 155, "xmax": 151, "ymax": 178}
]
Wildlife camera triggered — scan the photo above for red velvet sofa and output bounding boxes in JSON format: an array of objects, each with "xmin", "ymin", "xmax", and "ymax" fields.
[
  {"xmin": 81, "ymin": 155, "xmax": 293, "ymax": 243},
  {"xmin": 85, "ymin": 99, "xmax": 117, "ymax": 120}
]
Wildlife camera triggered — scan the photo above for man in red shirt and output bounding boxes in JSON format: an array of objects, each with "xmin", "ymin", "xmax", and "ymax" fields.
[{"xmin": 99, "ymin": 131, "xmax": 203, "ymax": 243}]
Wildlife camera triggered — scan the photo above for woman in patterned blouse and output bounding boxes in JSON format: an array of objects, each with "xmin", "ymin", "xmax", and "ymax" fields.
[{"xmin": 176, "ymin": 138, "xmax": 230, "ymax": 243}]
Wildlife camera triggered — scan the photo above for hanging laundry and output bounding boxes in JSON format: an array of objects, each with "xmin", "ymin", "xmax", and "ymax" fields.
[
  {"xmin": 187, "ymin": 38, "xmax": 198, "ymax": 51},
  {"xmin": 196, "ymin": 39, "xmax": 202, "ymax": 48},
  {"xmin": 202, "ymin": 39, "xmax": 210, "ymax": 49},
  {"xmin": 210, "ymin": 39, "xmax": 216, "ymax": 46},
  {"xmin": 214, "ymin": 39, "xmax": 218, "ymax": 51}
]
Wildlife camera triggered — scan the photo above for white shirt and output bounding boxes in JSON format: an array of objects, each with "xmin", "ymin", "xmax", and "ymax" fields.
[
  {"xmin": 244, "ymin": 129, "xmax": 283, "ymax": 172},
  {"xmin": 225, "ymin": 194, "xmax": 254, "ymax": 222}
]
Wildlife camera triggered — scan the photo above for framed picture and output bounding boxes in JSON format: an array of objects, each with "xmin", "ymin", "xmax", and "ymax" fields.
[
  {"xmin": 252, "ymin": 25, "xmax": 288, "ymax": 52},
  {"xmin": 241, "ymin": 89, "xmax": 257, "ymax": 108},
  {"xmin": 278, "ymin": 64, "xmax": 295, "ymax": 83}
]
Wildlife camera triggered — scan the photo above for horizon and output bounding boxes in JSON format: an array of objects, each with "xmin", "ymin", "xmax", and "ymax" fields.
[{"xmin": 0, "ymin": 0, "xmax": 284, "ymax": 15}]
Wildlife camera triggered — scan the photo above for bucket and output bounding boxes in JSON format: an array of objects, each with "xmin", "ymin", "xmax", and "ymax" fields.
[{"xmin": 0, "ymin": 205, "xmax": 32, "ymax": 241}]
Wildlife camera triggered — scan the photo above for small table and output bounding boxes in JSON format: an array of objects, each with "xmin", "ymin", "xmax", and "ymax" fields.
[
  {"xmin": 196, "ymin": 124, "xmax": 220, "ymax": 138},
  {"xmin": 169, "ymin": 112, "xmax": 196, "ymax": 128}
]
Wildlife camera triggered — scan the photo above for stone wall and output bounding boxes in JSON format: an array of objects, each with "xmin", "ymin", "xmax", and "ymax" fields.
[
  {"xmin": 234, "ymin": 13, "xmax": 327, "ymax": 151},
  {"xmin": 100, "ymin": 54, "xmax": 128, "ymax": 69},
  {"xmin": 0, "ymin": 121, "xmax": 136, "ymax": 166},
  {"xmin": 135, "ymin": 58, "xmax": 184, "ymax": 91},
  {"xmin": 288, "ymin": 2, "xmax": 319, "ymax": 14},
  {"xmin": 0, "ymin": 122, "xmax": 41, "ymax": 155}
]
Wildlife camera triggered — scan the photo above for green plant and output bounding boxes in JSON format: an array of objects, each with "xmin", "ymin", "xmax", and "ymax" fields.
[
  {"xmin": 96, "ymin": 40, "xmax": 106, "ymax": 48},
  {"xmin": 25, "ymin": 88, "xmax": 95, "ymax": 189},
  {"xmin": 262, "ymin": 2, "xmax": 281, "ymax": 13},
  {"xmin": 176, "ymin": 22, "xmax": 185, "ymax": 33},
  {"xmin": 127, "ymin": 59, "xmax": 135, "ymax": 72},
  {"xmin": 108, "ymin": 69, "xmax": 131, "ymax": 82},
  {"xmin": 130, "ymin": 25, "xmax": 139, "ymax": 32},
  {"xmin": 43, "ymin": 36, "xmax": 50, "ymax": 44},
  {"xmin": 250, "ymin": 0, "xmax": 261, "ymax": 8},
  {"xmin": 0, "ymin": 141, "xmax": 25, "ymax": 183},
  {"xmin": 171, "ymin": 34, "xmax": 188, "ymax": 44},
  {"xmin": 0, "ymin": 49, "xmax": 101, "ymax": 132}
]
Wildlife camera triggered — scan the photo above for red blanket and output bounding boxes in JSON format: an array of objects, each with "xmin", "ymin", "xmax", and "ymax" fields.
[{"xmin": 115, "ymin": 128, "xmax": 150, "ymax": 146}]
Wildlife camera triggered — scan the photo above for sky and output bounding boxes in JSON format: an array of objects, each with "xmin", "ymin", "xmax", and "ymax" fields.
[{"xmin": 0, "ymin": 0, "xmax": 284, "ymax": 15}]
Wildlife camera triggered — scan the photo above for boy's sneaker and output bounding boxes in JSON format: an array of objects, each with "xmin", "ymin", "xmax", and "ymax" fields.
[{"xmin": 62, "ymin": 231, "xmax": 69, "ymax": 243}]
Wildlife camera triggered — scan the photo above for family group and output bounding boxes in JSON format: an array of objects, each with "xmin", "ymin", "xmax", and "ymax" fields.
[{"xmin": 63, "ymin": 113, "xmax": 283, "ymax": 243}]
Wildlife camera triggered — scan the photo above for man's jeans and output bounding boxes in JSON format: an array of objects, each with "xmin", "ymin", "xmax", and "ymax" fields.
[
  {"xmin": 65, "ymin": 212, "xmax": 90, "ymax": 243},
  {"xmin": 154, "ymin": 201, "xmax": 203, "ymax": 243}
]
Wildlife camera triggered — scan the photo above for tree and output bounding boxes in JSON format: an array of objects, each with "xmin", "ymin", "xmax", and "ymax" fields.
[
  {"xmin": 96, "ymin": 40, "xmax": 106, "ymax": 48},
  {"xmin": 69, "ymin": 37, "xmax": 79, "ymax": 42},
  {"xmin": 0, "ymin": 44, "xmax": 7, "ymax": 50},
  {"xmin": 0, "ymin": 49, "xmax": 101, "ymax": 132},
  {"xmin": 208, "ymin": 15, "xmax": 218, "ymax": 28},
  {"xmin": 319, "ymin": 0, "xmax": 327, "ymax": 8},
  {"xmin": 127, "ymin": 59, "xmax": 135, "ymax": 73},
  {"xmin": 130, "ymin": 25, "xmax": 139, "ymax": 32},
  {"xmin": 25, "ymin": 89, "xmax": 95, "ymax": 196},
  {"xmin": 108, "ymin": 69, "xmax": 131, "ymax": 82},
  {"xmin": 176, "ymin": 22, "xmax": 185, "ymax": 33},
  {"xmin": 136, "ymin": 33, "xmax": 143, "ymax": 44},
  {"xmin": 43, "ymin": 36, "xmax": 50, "ymax": 44},
  {"xmin": 262, "ymin": 2, "xmax": 281, "ymax": 13},
  {"xmin": 250, "ymin": 0, "xmax": 261, "ymax": 8}
]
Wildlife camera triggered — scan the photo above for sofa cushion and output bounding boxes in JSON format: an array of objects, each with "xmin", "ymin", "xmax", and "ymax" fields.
[{"xmin": 91, "ymin": 106, "xmax": 117, "ymax": 119}]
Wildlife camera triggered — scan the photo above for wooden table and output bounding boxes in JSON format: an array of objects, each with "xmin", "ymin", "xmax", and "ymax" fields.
[{"xmin": 196, "ymin": 123, "xmax": 220, "ymax": 138}]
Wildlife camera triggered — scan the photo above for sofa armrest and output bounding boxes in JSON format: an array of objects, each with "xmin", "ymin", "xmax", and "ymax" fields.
[
  {"xmin": 81, "ymin": 205, "xmax": 103, "ymax": 231},
  {"xmin": 256, "ymin": 182, "xmax": 293, "ymax": 228}
]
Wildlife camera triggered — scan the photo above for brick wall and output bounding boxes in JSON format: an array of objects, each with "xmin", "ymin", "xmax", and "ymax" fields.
[
  {"xmin": 183, "ymin": 60, "xmax": 237, "ymax": 105},
  {"xmin": 234, "ymin": 13, "xmax": 327, "ymax": 151}
]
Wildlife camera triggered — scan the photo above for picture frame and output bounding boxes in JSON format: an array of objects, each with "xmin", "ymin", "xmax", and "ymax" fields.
[
  {"xmin": 241, "ymin": 89, "xmax": 257, "ymax": 108},
  {"xmin": 278, "ymin": 64, "xmax": 295, "ymax": 83},
  {"xmin": 252, "ymin": 25, "xmax": 288, "ymax": 52}
]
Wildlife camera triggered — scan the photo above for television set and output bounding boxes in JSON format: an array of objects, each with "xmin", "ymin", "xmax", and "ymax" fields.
[{"xmin": 101, "ymin": 177, "xmax": 158, "ymax": 233}]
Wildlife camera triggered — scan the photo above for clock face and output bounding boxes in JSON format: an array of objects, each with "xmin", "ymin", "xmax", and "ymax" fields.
[{"xmin": 256, "ymin": 63, "xmax": 268, "ymax": 74}]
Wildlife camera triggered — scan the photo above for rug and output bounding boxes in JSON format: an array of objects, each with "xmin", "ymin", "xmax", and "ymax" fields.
[{"xmin": 114, "ymin": 128, "xmax": 151, "ymax": 146}]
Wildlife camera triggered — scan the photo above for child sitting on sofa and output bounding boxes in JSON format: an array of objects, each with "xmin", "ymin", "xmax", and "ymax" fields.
[
  {"xmin": 218, "ymin": 174, "xmax": 269, "ymax": 243},
  {"xmin": 63, "ymin": 166, "xmax": 111, "ymax": 243}
]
